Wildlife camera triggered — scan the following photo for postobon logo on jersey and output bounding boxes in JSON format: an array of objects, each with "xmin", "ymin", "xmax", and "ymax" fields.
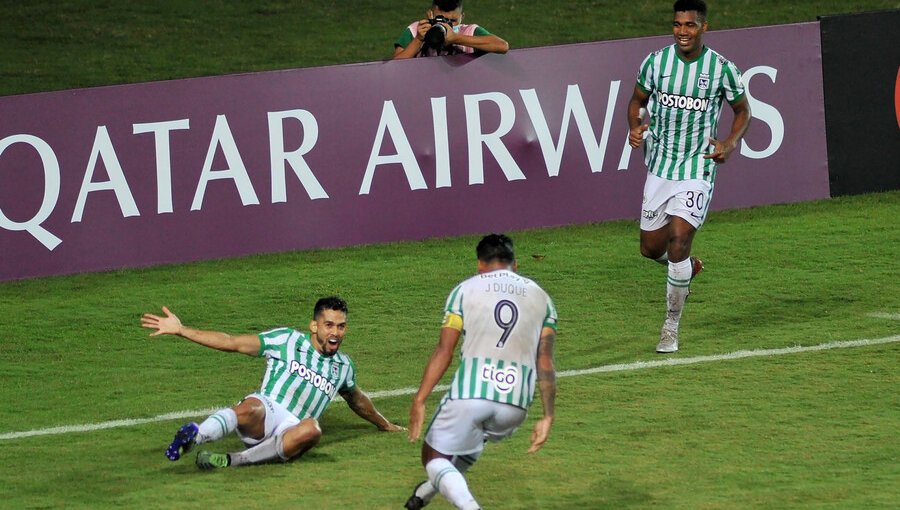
[
  {"xmin": 289, "ymin": 360, "xmax": 338, "ymax": 398},
  {"xmin": 481, "ymin": 364, "xmax": 518, "ymax": 394},
  {"xmin": 658, "ymin": 92, "xmax": 710, "ymax": 112}
]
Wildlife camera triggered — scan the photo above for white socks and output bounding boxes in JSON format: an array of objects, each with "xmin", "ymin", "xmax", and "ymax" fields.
[
  {"xmin": 426, "ymin": 458, "xmax": 480, "ymax": 510},
  {"xmin": 229, "ymin": 431, "xmax": 287, "ymax": 466},
  {"xmin": 197, "ymin": 408, "xmax": 237, "ymax": 444},
  {"xmin": 415, "ymin": 452, "xmax": 482, "ymax": 504},
  {"xmin": 665, "ymin": 258, "xmax": 693, "ymax": 330}
]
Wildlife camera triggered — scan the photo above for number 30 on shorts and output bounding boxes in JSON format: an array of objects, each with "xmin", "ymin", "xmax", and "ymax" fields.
[{"xmin": 685, "ymin": 191, "xmax": 706, "ymax": 212}]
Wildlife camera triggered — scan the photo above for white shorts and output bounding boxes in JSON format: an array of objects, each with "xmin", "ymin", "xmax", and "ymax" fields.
[
  {"xmin": 424, "ymin": 397, "xmax": 527, "ymax": 456},
  {"xmin": 640, "ymin": 172, "xmax": 714, "ymax": 231},
  {"xmin": 236, "ymin": 393, "xmax": 302, "ymax": 447}
]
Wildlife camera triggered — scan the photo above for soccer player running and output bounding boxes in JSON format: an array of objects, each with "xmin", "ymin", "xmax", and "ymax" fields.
[
  {"xmin": 627, "ymin": 0, "xmax": 751, "ymax": 353},
  {"xmin": 406, "ymin": 234, "xmax": 557, "ymax": 510},
  {"xmin": 141, "ymin": 296, "xmax": 405, "ymax": 469}
]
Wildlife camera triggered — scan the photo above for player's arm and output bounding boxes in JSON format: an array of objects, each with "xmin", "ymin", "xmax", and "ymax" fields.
[
  {"xmin": 141, "ymin": 306, "xmax": 260, "ymax": 356},
  {"xmin": 705, "ymin": 96, "xmax": 752, "ymax": 164},
  {"xmin": 627, "ymin": 85, "xmax": 651, "ymax": 149},
  {"xmin": 408, "ymin": 321, "xmax": 461, "ymax": 442},
  {"xmin": 528, "ymin": 326, "xmax": 557, "ymax": 454},
  {"xmin": 341, "ymin": 387, "xmax": 405, "ymax": 432}
]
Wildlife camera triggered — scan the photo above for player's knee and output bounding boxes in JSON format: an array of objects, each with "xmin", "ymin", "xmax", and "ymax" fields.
[
  {"xmin": 295, "ymin": 418, "xmax": 322, "ymax": 442},
  {"xmin": 234, "ymin": 398, "xmax": 266, "ymax": 423}
]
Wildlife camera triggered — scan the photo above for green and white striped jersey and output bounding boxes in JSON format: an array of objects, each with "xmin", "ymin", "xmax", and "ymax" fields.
[
  {"xmin": 256, "ymin": 328, "xmax": 356, "ymax": 420},
  {"xmin": 443, "ymin": 269, "xmax": 558, "ymax": 409},
  {"xmin": 636, "ymin": 44, "xmax": 746, "ymax": 181}
]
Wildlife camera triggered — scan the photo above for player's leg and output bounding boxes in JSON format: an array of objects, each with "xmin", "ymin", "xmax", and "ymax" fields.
[
  {"xmin": 407, "ymin": 447, "xmax": 483, "ymax": 509},
  {"xmin": 422, "ymin": 445, "xmax": 481, "ymax": 510},
  {"xmin": 165, "ymin": 400, "xmax": 249, "ymax": 461},
  {"xmin": 407, "ymin": 399, "xmax": 488, "ymax": 510},
  {"xmin": 656, "ymin": 216, "xmax": 697, "ymax": 353},
  {"xmin": 225, "ymin": 418, "xmax": 319, "ymax": 467},
  {"xmin": 656, "ymin": 179, "xmax": 710, "ymax": 353},
  {"xmin": 197, "ymin": 395, "xmax": 310, "ymax": 469}
]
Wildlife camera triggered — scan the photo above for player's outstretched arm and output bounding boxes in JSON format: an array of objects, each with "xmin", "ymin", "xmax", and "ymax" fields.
[
  {"xmin": 528, "ymin": 327, "xmax": 557, "ymax": 454},
  {"xmin": 408, "ymin": 326, "xmax": 460, "ymax": 442},
  {"xmin": 141, "ymin": 306, "xmax": 260, "ymax": 356},
  {"xmin": 342, "ymin": 387, "xmax": 406, "ymax": 432}
]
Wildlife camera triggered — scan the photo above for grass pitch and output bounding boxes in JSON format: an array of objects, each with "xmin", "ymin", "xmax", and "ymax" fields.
[
  {"xmin": 0, "ymin": 192, "xmax": 898, "ymax": 509},
  {"xmin": 1, "ymin": 1, "xmax": 898, "ymax": 508}
]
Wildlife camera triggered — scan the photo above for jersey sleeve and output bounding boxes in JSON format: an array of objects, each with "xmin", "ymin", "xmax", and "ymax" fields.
[
  {"xmin": 473, "ymin": 26, "xmax": 491, "ymax": 36},
  {"xmin": 635, "ymin": 52, "xmax": 656, "ymax": 95},
  {"xmin": 441, "ymin": 283, "xmax": 465, "ymax": 327},
  {"xmin": 543, "ymin": 295, "xmax": 559, "ymax": 331},
  {"xmin": 256, "ymin": 327, "xmax": 293, "ymax": 358},
  {"xmin": 721, "ymin": 59, "xmax": 747, "ymax": 104},
  {"xmin": 342, "ymin": 357, "xmax": 358, "ymax": 392},
  {"xmin": 394, "ymin": 22, "xmax": 417, "ymax": 48}
]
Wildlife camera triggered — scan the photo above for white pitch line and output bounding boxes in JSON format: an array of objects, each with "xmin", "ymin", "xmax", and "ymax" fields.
[
  {"xmin": 867, "ymin": 312, "xmax": 900, "ymax": 321},
  {"xmin": 2, "ymin": 335, "xmax": 898, "ymax": 441}
]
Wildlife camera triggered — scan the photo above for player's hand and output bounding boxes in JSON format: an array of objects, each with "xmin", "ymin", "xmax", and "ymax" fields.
[
  {"xmin": 527, "ymin": 416, "xmax": 553, "ymax": 453},
  {"xmin": 381, "ymin": 422, "xmax": 408, "ymax": 433},
  {"xmin": 704, "ymin": 137, "xmax": 736, "ymax": 164},
  {"xmin": 141, "ymin": 306, "xmax": 183, "ymax": 336},
  {"xmin": 408, "ymin": 400, "xmax": 426, "ymax": 442},
  {"xmin": 629, "ymin": 124, "xmax": 649, "ymax": 148}
]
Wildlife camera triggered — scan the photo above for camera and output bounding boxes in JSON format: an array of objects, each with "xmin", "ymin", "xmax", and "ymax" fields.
[{"xmin": 423, "ymin": 15, "xmax": 454, "ymax": 49}]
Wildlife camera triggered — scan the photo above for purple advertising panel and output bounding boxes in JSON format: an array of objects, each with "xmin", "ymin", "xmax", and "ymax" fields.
[{"xmin": 0, "ymin": 23, "xmax": 828, "ymax": 281}]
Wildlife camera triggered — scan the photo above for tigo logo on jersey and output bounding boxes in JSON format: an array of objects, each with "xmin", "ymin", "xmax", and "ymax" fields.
[
  {"xmin": 481, "ymin": 364, "xmax": 518, "ymax": 394},
  {"xmin": 658, "ymin": 92, "xmax": 710, "ymax": 112}
]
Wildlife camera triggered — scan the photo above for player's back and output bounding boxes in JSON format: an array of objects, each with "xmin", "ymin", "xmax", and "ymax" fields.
[{"xmin": 445, "ymin": 269, "xmax": 556, "ymax": 408}]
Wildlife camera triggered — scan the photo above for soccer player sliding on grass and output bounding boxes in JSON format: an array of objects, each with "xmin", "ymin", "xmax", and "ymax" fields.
[{"xmin": 141, "ymin": 296, "xmax": 404, "ymax": 469}]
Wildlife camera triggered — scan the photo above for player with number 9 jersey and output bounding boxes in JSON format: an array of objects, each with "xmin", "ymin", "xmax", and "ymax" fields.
[{"xmin": 442, "ymin": 269, "xmax": 557, "ymax": 409}]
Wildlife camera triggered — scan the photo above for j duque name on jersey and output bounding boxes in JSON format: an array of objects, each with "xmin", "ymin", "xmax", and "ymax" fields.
[
  {"xmin": 289, "ymin": 360, "xmax": 338, "ymax": 398},
  {"xmin": 481, "ymin": 363, "xmax": 519, "ymax": 394},
  {"xmin": 658, "ymin": 92, "xmax": 710, "ymax": 112}
]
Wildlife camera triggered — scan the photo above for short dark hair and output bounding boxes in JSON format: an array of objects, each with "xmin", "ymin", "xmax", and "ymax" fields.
[
  {"xmin": 476, "ymin": 233, "xmax": 515, "ymax": 264},
  {"xmin": 313, "ymin": 296, "xmax": 348, "ymax": 319},
  {"xmin": 674, "ymin": 0, "xmax": 707, "ymax": 18},
  {"xmin": 433, "ymin": 0, "xmax": 462, "ymax": 11}
]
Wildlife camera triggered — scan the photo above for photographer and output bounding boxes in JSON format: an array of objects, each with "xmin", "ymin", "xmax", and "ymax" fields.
[{"xmin": 392, "ymin": 0, "xmax": 508, "ymax": 59}]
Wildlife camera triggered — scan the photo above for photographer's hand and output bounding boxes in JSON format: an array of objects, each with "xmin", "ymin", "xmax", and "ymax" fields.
[{"xmin": 416, "ymin": 18, "xmax": 431, "ymax": 41}]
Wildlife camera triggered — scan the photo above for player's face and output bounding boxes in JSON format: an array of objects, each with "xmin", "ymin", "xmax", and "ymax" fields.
[
  {"xmin": 309, "ymin": 309, "xmax": 348, "ymax": 357},
  {"xmin": 672, "ymin": 11, "xmax": 707, "ymax": 59}
]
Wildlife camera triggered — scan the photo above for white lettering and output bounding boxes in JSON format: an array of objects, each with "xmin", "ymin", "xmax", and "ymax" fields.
[
  {"xmin": 464, "ymin": 92, "xmax": 525, "ymax": 185},
  {"xmin": 132, "ymin": 119, "xmax": 190, "ymax": 214},
  {"xmin": 431, "ymin": 97, "xmax": 452, "ymax": 188},
  {"xmin": 521, "ymin": 82, "xmax": 620, "ymax": 176},
  {"xmin": 740, "ymin": 66, "xmax": 784, "ymax": 159},
  {"xmin": 191, "ymin": 115, "xmax": 260, "ymax": 211},
  {"xmin": 72, "ymin": 126, "xmax": 139, "ymax": 223},
  {"xmin": 359, "ymin": 100, "xmax": 427, "ymax": 195},
  {"xmin": 268, "ymin": 109, "xmax": 329, "ymax": 202},
  {"xmin": 0, "ymin": 135, "xmax": 62, "ymax": 250}
]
